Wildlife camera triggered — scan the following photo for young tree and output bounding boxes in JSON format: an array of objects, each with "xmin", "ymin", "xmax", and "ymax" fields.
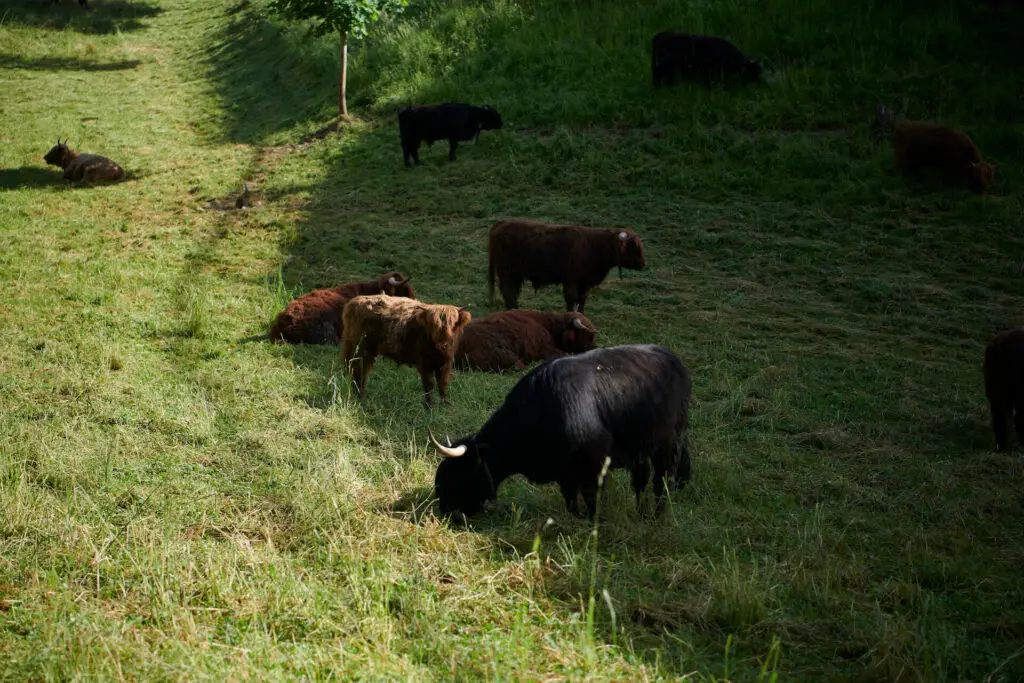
[{"xmin": 269, "ymin": 0, "xmax": 407, "ymax": 118}]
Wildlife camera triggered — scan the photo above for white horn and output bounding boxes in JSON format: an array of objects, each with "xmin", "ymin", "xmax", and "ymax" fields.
[
  {"xmin": 428, "ymin": 429, "xmax": 466, "ymax": 458},
  {"xmin": 388, "ymin": 277, "xmax": 400, "ymax": 286},
  {"xmin": 573, "ymin": 316, "xmax": 593, "ymax": 332},
  {"xmin": 618, "ymin": 231, "xmax": 628, "ymax": 241}
]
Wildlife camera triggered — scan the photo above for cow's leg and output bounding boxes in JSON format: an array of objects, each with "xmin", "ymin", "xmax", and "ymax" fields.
[
  {"xmin": 419, "ymin": 365, "xmax": 436, "ymax": 409},
  {"xmin": 630, "ymin": 459, "xmax": 651, "ymax": 513},
  {"xmin": 563, "ymin": 284, "xmax": 585, "ymax": 313},
  {"xmin": 500, "ymin": 277, "xmax": 522, "ymax": 310},
  {"xmin": 448, "ymin": 139, "xmax": 458, "ymax": 162},
  {"xmin": 1013, "ymin": 402, "xmax": 1024, "ymax": 452},
  {"xmin": 353, "ymin": 352, "xmax": 377, "ymax": 399},
  {"xmin": 651, "ymin": 446, "xmax": 679, "ymax": 517},
  {"xmin": 559, "ymin": 481, "xmax": 582, "ymax": 516},
  {"xmin": 343, "ymin": 337, "xmax": 376, "ymax": 399},
  {"xmin": 987, "ymin": 376, "xmax": 1012, "ymax": 451},
  {"xmin": 435, "ymin": 361, "xmax": 452, "ymax": 403},
  {"xmin": 675, "ymin": 438, "xmax": 692, "ymax": 489},
  {"xmin": 580, "ymin": 482, "xmax": 599, "ymax": 522}
]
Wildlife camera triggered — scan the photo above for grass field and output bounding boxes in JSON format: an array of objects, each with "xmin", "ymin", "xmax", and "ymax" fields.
[{"xmin": 2, "ymin": 0, "xmax": 1024, "ymax": 679}]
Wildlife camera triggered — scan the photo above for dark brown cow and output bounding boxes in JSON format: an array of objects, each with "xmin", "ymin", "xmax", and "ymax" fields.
[
  {"xmin": 268, "ymin": 272, "xmax": 414, "ymax": 345},
  {"xmin": 43, "ymin": 138, "xmax": 125, "ymax": 183},
  {"xmin": 488, "ymin": 219, "xmax": 646, "ymax": 313},
  {"xmin": 341, "ymin": 294, "xmax": 471, "ymax": 408},
  {"xmin": 984, "ymin": 328, "xmax": 1024, "ymax": 451},
  {"xmin": 874, "ymin": 108, "xmax": 996, "ymax": 193},
  {"xmin": 455, "ymin": 310, "xmax": 598, "ymax": 372}
]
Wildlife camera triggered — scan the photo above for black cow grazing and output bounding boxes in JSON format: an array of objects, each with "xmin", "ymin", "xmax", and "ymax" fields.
[
  {"xmin": 398, "ymin": 103, "xmax": 503, "ymax": 168},
  {"xmin": 984, "ymin": 328, "xmax": 1024, "ymax": 451},
  {"xmin": 430, "ymin": 344, "xmax": 692, "ymax": 519},
  {"xmin": 651, "ymin": 32, "xmax": 761, "ymax": 87}
]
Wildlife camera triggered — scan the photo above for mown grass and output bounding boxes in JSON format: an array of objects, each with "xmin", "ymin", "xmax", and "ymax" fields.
[{"xmin": 2, "ymin": 0, "xmax": 1024, "ymax": 679}]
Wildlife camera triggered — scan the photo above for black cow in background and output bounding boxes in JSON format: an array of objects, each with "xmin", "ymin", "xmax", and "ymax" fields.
[
  {"xmin": 398, "ymin": 103, "xmax": 504, "ymax": 168},
  {"xmin": 652, "ymin": 32, "xmax": 761, "ymax": 87},
  {"xmin": 430, "ymin": 344, "xmax": 692, "ymax": 520}
]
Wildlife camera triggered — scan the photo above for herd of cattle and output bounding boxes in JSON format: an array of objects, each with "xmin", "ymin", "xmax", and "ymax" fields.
[{"xmin": 41, "ymin": 30, "xmax": 1017, "ymax": 520}]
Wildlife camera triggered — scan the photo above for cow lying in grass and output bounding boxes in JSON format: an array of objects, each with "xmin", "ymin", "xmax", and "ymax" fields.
[
  {"xmin": 651, "ymin": 32, "xmax": 761, "ymax": 87},
  {"xmin": 488, "ymin": 219, "xmax": 646, "ymax": 313},
  {"xmin": 341, "ymin": 294, "xmax": 471, "ymax": 408},
  {"xmin": 269, "ymin": 272, "xmax": 415, "ymax": 345},
  {"xmin": 43, "ymin": 138, "xmax": 125, "ymax": 183},
  {"xmin": 455, "ymin": 309, "xmax": 597, "ymax": 371},
  {"xmin": 398, "ymin": 103, "xmax": 503, "ymax": 168},
  {"xmin": 874, "ymin": 106, "xmax": 996, "ymax": 193},
  {"xmin": 431, "ymin": 344, "xmax": 693, "ymax": 519},
  {"xmin": 984, "ymin": 328, "xmax": 1024, "ymax": 451}
]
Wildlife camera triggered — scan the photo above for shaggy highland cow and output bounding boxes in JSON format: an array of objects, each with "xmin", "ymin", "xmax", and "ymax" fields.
[
  {"xmin": 398, "ymin": 102, "xmax": 503, "ymax": 168},
  {"xmin": 984, "ymin": 328, "xmax": 1024, "ymax": 451},
  {"xmin": 651, "ymin": 32, "xmax": 761, "ymax": 87},
  {"xmin": 341, "ymin": 294, "xmax": 471, "ymax": 407},
  {"xmin": 269, "ymin": 272, "xmax": 415, "ymax": 345},
  {"xmin": 874, "ymin": 106, "xmax": 996, "ymax": 193},
  {"xmin": 430, "ymin": 344, "xmax": 693, "ymax": 519},
  {"xmin": 455, "ymin": 309, "xmax": 598, "ymax": 371},
  {"xmin": 488, "ymin": 219, "xmax": 646, "ymax": 313},
  {"xmin": 43, "ymin": 138, "xmax": 125, "ymax": 183}
]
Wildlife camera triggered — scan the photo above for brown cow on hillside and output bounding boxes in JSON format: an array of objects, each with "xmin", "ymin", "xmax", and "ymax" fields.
[
  {"xmin": 43, "ymin": 138, "xmax": 125, "ymax": 183},
  {"xmin": 874, "ymin": 107, "xmax": 996, "ymax": 193},
  {"xmin": 455, "ymin": 310, "xmax": 598, "ymax": 372},
  {"xmin": 984, "ymin": 328, "xmax": 1024, "ymax": 451},
  {"xmin": 268, "ymin": 272, "xmax": 414, "ymax": 345},
  {"xmin": 341, "ymin": 294, "xmax": 471, "ymax": 408},
  {"xmin": 488, "ymin": 219, "xmax": 646, "ymax": 313}
]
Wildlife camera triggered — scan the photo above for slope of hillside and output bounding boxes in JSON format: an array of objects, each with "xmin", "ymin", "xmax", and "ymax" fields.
[{"xmin": 1, "ymin": 0, "xmax": 1023, "ymax": 679}]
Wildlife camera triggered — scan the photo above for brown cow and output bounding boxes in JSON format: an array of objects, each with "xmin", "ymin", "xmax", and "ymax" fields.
[
  {"xmin": 488, "ymin": 219, "xmax": 646, "ymax": 313},
  {"xmin": 875, "ymin": 108, "xmax": 995, "ymax": 193},
  {"xmin": 341, "ymin": 294, "xmax": 471, "ymax": 407},
  {"xmin": 984, "ymin": 328, "xmax": 1024, "ymax": 451},
  {"xmin": 268, "ymin": 272, "xmax": 414, "ymax": 345},
  {"xmin": 43, "ymin": 138, "xmax": 125, "ymax": 183},
  {"xmin": 455, "ymin": 310, "xmax": 598, "ymax": 372}
]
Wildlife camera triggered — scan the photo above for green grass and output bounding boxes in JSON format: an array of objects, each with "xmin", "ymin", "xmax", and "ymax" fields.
[{"xmin": 2, "ymin": 0, "xmax": 1024, "ymax": 679}]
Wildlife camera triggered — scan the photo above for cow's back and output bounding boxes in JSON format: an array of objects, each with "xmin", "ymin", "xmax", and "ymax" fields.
[
  {"xmin": 479, "ymin": 345, "xmax": 690, "ymax": 478},
  {"xmin": 490, "ymin": 220, "xmax": 581, "ymax": 286}
]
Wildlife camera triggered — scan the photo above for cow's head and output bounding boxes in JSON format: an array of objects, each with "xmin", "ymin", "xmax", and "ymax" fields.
[
  {"xmin": 421, "ymin": 306, "xmax": 472, "ymax": 348},
  {"xmin": 742, "ymin": 58, "xmax": 762, "ymax": 82},
  {"xmin": 430, "ymin": 430, "xmax": 495, "ymax": 516},
  {"xmin": 43, "ymin": 138, "xmax": 72, "ymax": 167},
  {"xmin": 617, "ymin": 230, "xmax": 646, "ymax": 271},
  {"xmin": 561, "ymin": 313, "xmax": 598, "ymax": 354},
  {"xmin": 970, "ymin": 161, "xmax": 996, "ymax": 194},
  {"xmin": 381, "ymin": 272, "xmax": 416, "ymax": 299},
  {"xmin": 476, "ymin": 105, "xmax": 504, "ymax": 131}
]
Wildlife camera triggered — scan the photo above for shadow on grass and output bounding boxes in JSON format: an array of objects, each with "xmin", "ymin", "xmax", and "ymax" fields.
[
  {"xmin": 0, "ymin": 0, "xmax": 163, "ymax": 34},
  {"xmin": 0, "ymin": 167, "xmax": 62, "ymax": 190},
  {"xmin": 0, "ymin": 53, "xmax": 142, "ymax": 71}
]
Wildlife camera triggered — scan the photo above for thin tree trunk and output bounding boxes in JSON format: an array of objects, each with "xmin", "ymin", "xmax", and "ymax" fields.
[{"xmin": 339, "ymin": 31, "xmax": 348, "ymax": 118}]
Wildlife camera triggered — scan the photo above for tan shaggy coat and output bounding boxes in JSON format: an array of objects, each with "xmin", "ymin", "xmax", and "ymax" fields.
[{"xmin": 341, "ymin": 294, "xmax": 471, "ymax": 407}]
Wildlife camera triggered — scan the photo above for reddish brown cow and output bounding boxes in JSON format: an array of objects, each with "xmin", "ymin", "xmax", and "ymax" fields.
[
  {"xmin": 455, "ymin": 310, "xmax": 598, "ymax": 372},
  {"xmin": 268, "ymin": 272, "xmax": 414, "ymax": 345},
  {"xmin": 488, "ymin": 219, "xmax": 646, "ymax": 313},
  {"xmin": 892, "ymin": 121, "xmax": 995, "ymax": 193},
  {"xmin": 984, "ymin": 328, "xmax": 1024, "ymax": 451},
  {"xmin": 341, "ymin": 294, "xmax": 471, "ymax": 408}
]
